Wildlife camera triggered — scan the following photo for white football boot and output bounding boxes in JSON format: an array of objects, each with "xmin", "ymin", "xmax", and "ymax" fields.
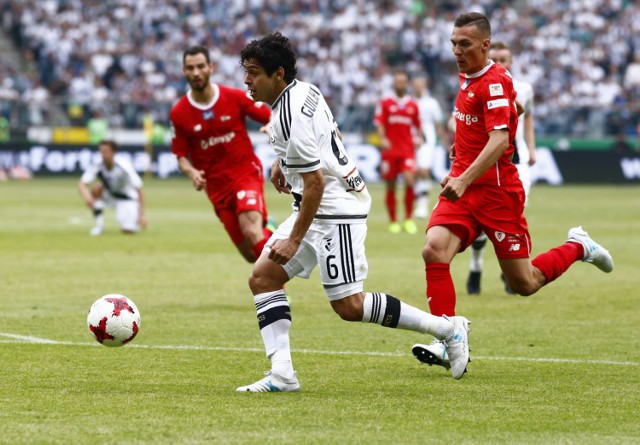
[
  {"xmin": 236, "ymin": 371, "xmax": 300, "ymax": 393},
  {"xmin": 89, "ymin": 225, "xmax": 104, "ymax": 236},
  {"xmin": 567, "ymin": 226, "xmax": 614, "ymax": 273},
  {"xmin": 413, "ymin": 315, "xmax": 471, "ymax": 379}
]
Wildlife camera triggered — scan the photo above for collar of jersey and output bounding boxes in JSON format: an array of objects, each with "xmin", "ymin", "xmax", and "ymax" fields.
[
  {"xmin": 187, "ymin": 83, "xmax": 220, "ymax": 110},
  {"xmin": 272, "ymin": 79, "xmax": 298, "ymax": 109},
  {"xmin": 462, "ymin": 60, "xmax": 494, "ymax": 79}
]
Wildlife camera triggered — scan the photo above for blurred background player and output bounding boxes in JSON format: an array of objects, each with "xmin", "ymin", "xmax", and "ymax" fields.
[
  {"xmin": 78, "ymin": 140, "xmax": 146, "ymax": 236},
  {"xmin": 412, "ymin": 76, "xmax": 451, "ymax": 219},
  {"xmin": 466, "ymin": 40, "xmax": 538, "ymax": 295},
  {"xmin": 170, "ymin": 45, "xmax": 273, "ymax": 263},
  {"xmin": 374, "ymin": 70, "xmax": 423, "ymax": 234}
]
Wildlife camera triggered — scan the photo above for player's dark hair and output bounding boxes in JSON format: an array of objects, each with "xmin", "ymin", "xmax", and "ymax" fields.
[
  {"xmin": 240, "ymin": 32, "xmax": 297, "ymax": 83},
  {"xmin": 99, "ymin": 139, "xmax": 118, "ymax": 152},
  {"xmin": 183, "ymin": 45, "xmax": 210, "ymax": 65},
  {"xmin": 454, "ymin": 12, "xmax": 491, "ymax": 38},
  {"xmin": 490, "ymin": 40, "xmax": 510, "ymax": 51}
]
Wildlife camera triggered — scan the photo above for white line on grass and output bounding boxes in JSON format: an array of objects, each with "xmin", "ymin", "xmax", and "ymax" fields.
[{"xmin": 1, "ymin": 332, "xmax": 638, "ymax": 367}]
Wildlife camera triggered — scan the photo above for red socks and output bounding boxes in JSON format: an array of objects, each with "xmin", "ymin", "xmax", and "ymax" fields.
[
  {"xmin": 425, "ymin": 262, "xmax": 456, "ymax": 316},
  {"xmin": 251, "ymin": 228, "xmax": 273, "ymax": 261},
  {"xmin": 532, "ymin": 241, "xmax": 584, "ymax": 284},
  {"xmin": 404, "ymin": 186, "xmax": 415, "ymax": 219},
  {"xmin": 385, "ymin": 189, "xmax": 397, "ymax": 222}
]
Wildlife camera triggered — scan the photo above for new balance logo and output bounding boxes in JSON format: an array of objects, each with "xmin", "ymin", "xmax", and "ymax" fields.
[{"xmin": 508, "ymin": 244, "xmax": 521, "ymax": 252}]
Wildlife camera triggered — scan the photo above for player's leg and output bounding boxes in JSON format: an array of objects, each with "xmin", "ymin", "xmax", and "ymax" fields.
[
  {"xmin": 115, "ymin": 200, "xmax": 139, "ymax": 235},
  {"xmin": 317, "ymin": 222, "xmax": 469, "ymax": 379},
  {"xmin": 414, "ymin": 144, "xmax": 434, "ymax": 219},
  {"xmin": 466, "ymin": 231, "xmax": 488, "ymax": 295},
  {"xmin": 499, "ymin": 228, "xmax": 613, "ymax": 296},
  {"xmin": 238, "ymin": 214, "xmax": 313, "ymax": 393},
  {"xmin": 401, "ymin": 158, "xmax": 418, "ymax": 234},
  {"xmin": 235, "ymin": 182, "xmax": 273, "ymax": 262},
  {"xmin": 380, "ymin": 154, "xmax": 400, "ymax": 233},
  {"xmin": 90, "ymin": 183, "xmax": 105, "ymax": 236}
]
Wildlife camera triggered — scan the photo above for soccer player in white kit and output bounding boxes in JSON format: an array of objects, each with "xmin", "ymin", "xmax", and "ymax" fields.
[
  {"xmin": 412, "ymin": 76, "xmax": 451, "ymax": 219},
  {"xmin": 237, "ymin": 32, "xmax": 471, "ymax": 392},
  {"xmin": 78, "ymin": 140, "xmax": 146, "ymax": 235},
  {"xmin": 466, "ymin": 40, "xmax": 537, "ymax": 295}
]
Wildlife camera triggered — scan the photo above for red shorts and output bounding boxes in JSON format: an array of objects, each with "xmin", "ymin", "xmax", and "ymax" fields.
[
  {"xmin": 379, "ymin": 151, "xmax": 416, "ymax": 181},
  {"xmin": 208, "ymin": 176, "xmax": 268, "ymax": 246},
  {"xmin": 427, "ymin": 183, "xmax": 531, "ymax": 259}
]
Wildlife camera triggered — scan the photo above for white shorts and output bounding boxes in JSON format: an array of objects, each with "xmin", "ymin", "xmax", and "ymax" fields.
[
  {"xmin": 416, "ymin": 143, "xmax": 435, "ymax": 170},
  {"xmin": 265, "ymin": 213, "xmax": 369, "ymax": 300},
  {"xmin": 104, "ymin": 193, "xmax": 140, "ymax": 232},
  {"xmin": 516, "ymin": 163, "xmax": 531, "ymax": 205}
]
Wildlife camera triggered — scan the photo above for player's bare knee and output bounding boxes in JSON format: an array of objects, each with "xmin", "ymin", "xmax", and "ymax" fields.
[{"xmin": 509, "ymin": 279, "xmax": 536, "ymax": 297}]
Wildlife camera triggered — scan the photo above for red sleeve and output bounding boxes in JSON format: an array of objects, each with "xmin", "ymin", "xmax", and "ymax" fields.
[
  {"xmin": 169, "ymin": 107, "xmax": 190, "ymax": 157},
  {"xmin": 238, "ymin": 89, "xmax": 271, "ymax": 124},
  {"xmin": 373, "ymin": 99, "xmax": 386, "ymax": 126},
  {"xmin": 482, "ymin": 80, "xmax": 511, "ymax": 134}
]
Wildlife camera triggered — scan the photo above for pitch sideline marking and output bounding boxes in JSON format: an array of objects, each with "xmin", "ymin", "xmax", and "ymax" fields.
[{"xmin": 1, "ymin": 332, "xmax": 638, "ymax": 367}]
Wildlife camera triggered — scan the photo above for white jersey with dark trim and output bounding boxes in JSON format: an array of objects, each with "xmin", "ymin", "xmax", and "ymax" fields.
[
  {"xmin": 513, "ymin": 78, "xmax": 534, "ymax": 164},
  {"xmin": 416, "ymin": 94, "xmax": 444, "ymax": 150},
  {"xmin": 81, "ymin": 154, "xmax": 143, "ymax": 200},
  {"xmin": 269, "ymin": 79, "xmax": 371, "ymax": 222}
]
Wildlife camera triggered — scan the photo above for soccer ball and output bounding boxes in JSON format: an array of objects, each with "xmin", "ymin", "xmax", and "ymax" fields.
[{"xmin": 87, "ymin": 294, "xmax": 141, "ymax": 347}]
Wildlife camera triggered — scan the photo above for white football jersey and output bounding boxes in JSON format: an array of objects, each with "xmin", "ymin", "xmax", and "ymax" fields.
[
  {"xmin": 269, "ymin": 80, "xmax": 371, "ymax": 222},
  {"xmin": 81, "ymin": 154, "xmax": 143, "ymax": 200},
  {"xmin": 416, "ymin": 94, "xmax": 444, "ymax": 150},
  {"xmin": 513, "ymin": 78, "xmax": 534, "ymax": 164}
]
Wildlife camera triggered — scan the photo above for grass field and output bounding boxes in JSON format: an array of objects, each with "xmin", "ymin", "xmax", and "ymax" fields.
[{"xmin": 1, "ymin": 178, "xmax": 639, "ymax": 444}]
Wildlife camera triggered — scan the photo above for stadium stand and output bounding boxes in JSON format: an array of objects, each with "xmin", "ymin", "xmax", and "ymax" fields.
[{"xmin": 0, "ymin": 0, "xmax": 638, "ymax": 138}]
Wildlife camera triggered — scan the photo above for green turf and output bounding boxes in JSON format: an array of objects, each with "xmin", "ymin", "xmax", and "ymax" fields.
[{"xmin": 0, "ymin": 178, "xmax": 639, "ymax": 444}]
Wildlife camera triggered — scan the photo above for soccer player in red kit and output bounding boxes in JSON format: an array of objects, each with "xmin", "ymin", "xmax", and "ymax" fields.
[
  {"xmin": 374, "ymin": 70, "xmax": 423, "ymax": 235},
  {"xmin": 412, "ymin": 12, "xmax": 614, "ymax": 372},
  {"xmin": 170, "ymin": 45, "xmax": 273, "ymax": 262}
]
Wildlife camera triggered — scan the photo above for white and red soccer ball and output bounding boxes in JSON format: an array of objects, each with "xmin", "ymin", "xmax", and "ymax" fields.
[{"xmin": 87, "ymin": 294, "xmax": 141, "ymax": 347}]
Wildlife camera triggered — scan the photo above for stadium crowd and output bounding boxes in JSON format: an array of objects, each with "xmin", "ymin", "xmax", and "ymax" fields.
[{"xmin": 0, "ymin": 0, "xmax": 639, "ymax": 138}]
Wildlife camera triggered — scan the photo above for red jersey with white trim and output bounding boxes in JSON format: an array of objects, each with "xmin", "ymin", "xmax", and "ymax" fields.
[
  {"xmin": 374, "ymin": 95, "xmax": 421, "ymax": 157},
  {"xmin": 170, "ymin": 84, "xmax": 271, "ymax": 201},
  {"xmin": 451, "ymin": 61, "xmax": 519, "ymax": 186}
]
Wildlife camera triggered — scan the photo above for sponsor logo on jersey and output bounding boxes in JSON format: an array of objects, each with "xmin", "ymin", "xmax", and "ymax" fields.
[
  {"xmin": 202, "ymin": 110, "xmax": 214, "ymax": 121},
  {"xmin": 489, "ymin": 83, "xmax": 504, "ymax": 96},
  {"xmin": 343, "ymin": 167, "xmax": 366, "ymax": 192},
  {"xmin": 508, "ymin": 244, "xmax": 521, "ymax": 252},
  {"xmin": 388, "ymin": 115, "xmax": 414, "ymax": 125},
  {"xmin": 487, "ymin": 98, "xmax": 509, "ymax": 109},
  {"xmin": 495, "ymin": 231, "xmax": 505, "ymax": 242},
  {"xmin": 453, "ymin": 109, "xmax": 479, "ymax": 125},
  {"xmin": 199, "ymin": 131, "xmax": 236, "ymax": 150},
  {"xmin": 220, "ymin": 115, "xmax": 231, "ymax": 121}
]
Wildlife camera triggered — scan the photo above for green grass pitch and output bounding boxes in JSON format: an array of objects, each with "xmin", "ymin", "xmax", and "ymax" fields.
[{"xmin": 0, "ymin": 178, "xmax": 639, "ymax": 444}]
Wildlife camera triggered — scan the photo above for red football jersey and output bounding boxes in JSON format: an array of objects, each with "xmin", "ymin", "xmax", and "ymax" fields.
[
  {"xmin": 374, "ymin": 95, "xmax": 421, "ymax": 157},
  {"xmin": 170, "ymin": 84, "xmax": 271, "ymax": 201},
  {"xmin": 451, "ymin": 61, "xmax": 519, "ymax": 186}
]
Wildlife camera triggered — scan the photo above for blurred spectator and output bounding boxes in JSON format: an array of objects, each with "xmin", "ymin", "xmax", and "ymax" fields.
[{"xmin": 0, "ymin": 0, "xmax": 638, "ymax": 138}]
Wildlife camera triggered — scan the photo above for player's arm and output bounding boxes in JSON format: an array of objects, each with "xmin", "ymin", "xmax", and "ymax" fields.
[
  {"xmin": 440, "ymin": 129, "xmax": 509, "ymax": 202},
  {"xmin": 270, "ymin": 160, "xmax": 290, "ymax": 194},
  {"xmin": 268, "ymin": 169, "xmax": 324, "ymax": 265},
  {"xmin": 177, "ymin": 156, "xmax": 206, "ymax": 191},
  {"xmin": 436, "ymin": 121, "xmax": 451, "ymax": 148},
  {"xmin": 375, "ymin": 122, "xmax": 391, "ymax": 151},
  {"xmin": 413, "ymin": 110, "xmax": 423, "ymax": 148},
  {"xmin": 137, "ymin": 187, "xmax": 147, "ymax": 229},
  {"xmin": 78, "ymin": 179, "xmax": 94, "ymax": 208},
  {"xmin": 241, "ymin": 90, "xmax": 272, "ymax": 125}
]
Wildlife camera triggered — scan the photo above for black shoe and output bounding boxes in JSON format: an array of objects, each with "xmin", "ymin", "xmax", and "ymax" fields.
[
  {"xmin": 466, "ymin": 271, "xmax": 481, "ymax": 295},
  {"xmin": 500, "ymin": 273, "xmax": 515, "ymax": 294}
]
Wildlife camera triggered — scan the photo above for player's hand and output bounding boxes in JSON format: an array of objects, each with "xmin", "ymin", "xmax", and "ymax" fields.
[
  {"xmin": 380, "ymin": 138, "xmax": 391, "ymax": 151},
  {"xmin": 528, "ymin": 151, "xmax": 537, "ymax": 166},
  {"xmin": 268, "ymin": 238, "xmax": 300, "ymax": 265},
  {"xmin": 440, "ymin": 175, "xmax": 467, "ymax": 202},
  {"xmin": 448, "ymin": 143, "xmax": 456, "ymax": 160},
  {"xmin": 259, "ymin": 123, "xmax": 272, "ymax": 139},
  {"xmin": 271, "ymin": 161, "xmax": 290, "ymax": 194},
  {"xmin": 138, "ymin": 214, "xmax": 147, "ymax": 230},
  {"xmin": 189, "ymin": 169, "xmax": 206, "ymax": 191}
]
